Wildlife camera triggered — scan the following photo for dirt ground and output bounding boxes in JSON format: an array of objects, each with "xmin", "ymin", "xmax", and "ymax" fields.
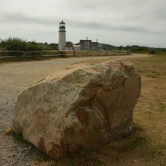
[{"xmin": 0, "ymin": 54, "xmax": 165, "ymax": 166}]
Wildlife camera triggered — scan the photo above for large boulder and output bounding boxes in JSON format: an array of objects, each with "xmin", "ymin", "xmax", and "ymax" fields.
[{"xmin": 12, "ymin": 60, "xmax": 141, "ymax": 159}]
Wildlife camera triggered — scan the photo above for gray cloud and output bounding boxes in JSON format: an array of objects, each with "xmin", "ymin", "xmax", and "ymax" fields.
[
  {"xmin": 0, "ymin": 0, "xmax": 166, "ymax": 47},
  {"xmin": 1, "ymin": 13, "xmax": 56, "ymax": 25},
  {"xmin": 2, "ymin": 12, "xmax": 164, "ymax": 35}
]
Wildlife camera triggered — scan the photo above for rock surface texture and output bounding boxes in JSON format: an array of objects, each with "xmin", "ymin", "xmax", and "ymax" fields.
[{"xmin": 12, "ymin": 60, "xmax": 141, "ymax": 159}]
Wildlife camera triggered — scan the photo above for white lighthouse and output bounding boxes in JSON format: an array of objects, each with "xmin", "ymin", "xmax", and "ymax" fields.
[{"xmin": 58, "ymin": 20, "xmax": 66, "ymax": 50}]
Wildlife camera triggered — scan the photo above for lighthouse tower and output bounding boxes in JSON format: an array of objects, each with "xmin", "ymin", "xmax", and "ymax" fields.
[{"xmin": 58, "ymin": 20, "xmax": 66, "ymax": 50}]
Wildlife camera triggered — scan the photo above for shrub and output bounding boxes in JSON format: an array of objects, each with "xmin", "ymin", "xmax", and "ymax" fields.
[
  {"xmin": 1, "ymin": 37, "xmax": 26, "ymax": 51},
  {"xmin": 0, "ymin": 37, "xmax": 27, "ymax": 56},
  {"xmin": 149, "ymin": 49, "xmax": 156, "ymax": 54},
  {"xmin": 26, "ymin": 41, "xmax": 41, "ymax": 51},
  {"xmin": 0, "ymin": 38, "xmax": 46, "ymax": 56}
]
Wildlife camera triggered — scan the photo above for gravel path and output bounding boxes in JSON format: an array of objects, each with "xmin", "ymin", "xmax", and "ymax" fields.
[{"xmin": 0, "ymin": 55, "xmax": 149, "ymax": 166}]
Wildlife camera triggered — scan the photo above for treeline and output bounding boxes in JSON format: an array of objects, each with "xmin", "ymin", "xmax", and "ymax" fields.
[
  {"xmin": 102, "ymin": 44, "xmax": 166, "ymax": 54},
  {"xmin": 0, "ymin": 37, "xmax": 58, "ymax": 51},
  {"xmin": 1, "ymin": 37, "xmax": 165, "ymax": 55}
]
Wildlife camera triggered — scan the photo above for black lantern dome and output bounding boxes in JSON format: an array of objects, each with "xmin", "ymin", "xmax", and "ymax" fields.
[
  {"xmin": 59, "ymin": 20, "xmax": 65, "ymax": 28},
  {"xmin": 59, "ymin": 20, "xmax": 66, "ymax": 32}
]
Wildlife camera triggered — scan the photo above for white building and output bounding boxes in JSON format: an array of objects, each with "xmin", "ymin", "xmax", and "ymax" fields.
[
  {"xmin": 58, "ymin": 21, "xmax": 66, "ymax": 50},
  {"xmin": 73, "ymin": 45, "xmax": 81, "ymax": 50}
]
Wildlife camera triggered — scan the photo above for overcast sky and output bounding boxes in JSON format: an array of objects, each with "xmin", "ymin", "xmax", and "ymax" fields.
[{"xmin": 0, "ymin": 0, "xmax": 166, "ymax": 47}]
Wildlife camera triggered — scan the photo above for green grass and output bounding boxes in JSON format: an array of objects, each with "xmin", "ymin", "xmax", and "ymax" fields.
[
  {"xmin": 154, "ymin": 99, "xmax": 166, "ymax": 112},
  {"xmin": 105, "ymin": 123, "xmax": 154, "ymax": 155},
  {"xmin": 35, "ymin": 150, "xmax": 51, "ymax": 162},
  {"xmin": 12, "ymin": 133, "xmax": 29, "ymax": 144},
  {"xmin": 54, "ymin": 150, "xmax": 101, "ymax": 166}
]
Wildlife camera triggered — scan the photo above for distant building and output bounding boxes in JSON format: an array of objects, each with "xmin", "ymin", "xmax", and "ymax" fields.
[
  {"xmin": 64, "ymin": 42, "xmax": 82, "ymax": 50},
  {"xmin": 80, "ymin": 38, "xmax": 102, "ymax": 50},
  {"xmin": 73, "ymin": 45, "xmax": 81, "ymax": 50},
  {"xmin": 64, "ymin": 38, "xmax": 102, "ymax": 50},
  {"xmin": 64, "ymin": 42, "xmax": 73, "ymax": 50}
]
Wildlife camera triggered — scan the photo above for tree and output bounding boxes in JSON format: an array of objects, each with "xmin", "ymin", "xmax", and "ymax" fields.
[
  {"xmin": 1, "ymin": 37, "xmax": 27, "ymax": 51},
  {"xmin": 26, "ymin": 41, "xmax": 41, "ymax": 51},
  {"xmin": 48, "ymin": 43, "xmax": 58, "ymax": 50}
]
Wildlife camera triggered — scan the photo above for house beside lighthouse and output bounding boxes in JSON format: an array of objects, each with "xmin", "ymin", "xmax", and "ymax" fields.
[{"xmin": 58, "ymin": 21, "xmax": 66, "ymax": 50}]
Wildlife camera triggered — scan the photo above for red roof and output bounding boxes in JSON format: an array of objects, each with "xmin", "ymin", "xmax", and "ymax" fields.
[{"xmin": 65, "ymin": 43, "xmax": 73, "ymax": 48}]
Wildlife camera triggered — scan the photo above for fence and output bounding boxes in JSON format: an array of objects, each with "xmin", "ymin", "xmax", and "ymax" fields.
[
  {"xmin": 72, "ymin": 50, "xmax": 130, "ymax": 57},
  {"xmin": 0, "ymin": 49, "xmax": 130, "ymax": 59},
  {"xmin": 60, "ymin": 50, "xmax": 130, "ymax": 57}
]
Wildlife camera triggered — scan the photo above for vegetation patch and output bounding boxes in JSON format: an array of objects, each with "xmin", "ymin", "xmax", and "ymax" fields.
[
  {"xmin": 0, "ymin": 55, "xmax": 57, "ymax": 64},
  {"xmin": 154, "ymin": 99, "xmax": 166, "ymax": 112},
  {"xmin": 12, "ymin": 133, "xmax": 30, "ymax": 145}
]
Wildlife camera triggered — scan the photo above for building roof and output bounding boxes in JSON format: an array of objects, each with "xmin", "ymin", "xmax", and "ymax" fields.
[
  {"xmin": 80, "ymin": 40, "xmax": 92, "ymax": 44},
  {"xmin": 65, "ymin": 43, "xmax": 73, "ymax": 48},
  {"xmin": 60, "ymin": 20, "xmax": 65, "ymax": 24},
  {"xmin": 91, "ymin": 42, "xmax": 98, "ymax": 45}
]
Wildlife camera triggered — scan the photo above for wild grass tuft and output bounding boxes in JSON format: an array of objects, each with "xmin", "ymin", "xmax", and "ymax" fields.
[
  {"xmin": 155, "ymin": 99, "xmax": 166, "ymax": 112},
  {"xmin": 4, "ymin": 126, "xmax": 14, "ymax": 135},
  {"xmin": 12, "ymin": 133, "xmax": 29, "ymax": 144},
  {"xmin": 53, "ymin": 149, "xmax": 101, "ymax": 166},
  {"xmin": 35, "ymin": 150, "xmax": 51, "ymax": 162}
]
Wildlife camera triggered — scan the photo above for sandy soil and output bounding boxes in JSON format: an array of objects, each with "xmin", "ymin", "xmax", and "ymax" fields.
[{"xmin": 0, "ymin": 54, "xmax": 150, "ymax": 166}]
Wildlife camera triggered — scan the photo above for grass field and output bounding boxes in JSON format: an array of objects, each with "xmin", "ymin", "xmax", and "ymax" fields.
[{"xmin": 13, "ymin": 55, "xmax": 166, "ymax": 166}]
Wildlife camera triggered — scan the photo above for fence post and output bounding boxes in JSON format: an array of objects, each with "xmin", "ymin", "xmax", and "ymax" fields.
[
  {"xmin": 17, "ymin": 49, "xmax": 19, "ymax": 59},
  {"xmin": 73, "ymin": 49, "xmax": 75, "ymax": 57},
  {"xmin": 34, "ymin": 51, "xmax": 36, "ymax": 59}
]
